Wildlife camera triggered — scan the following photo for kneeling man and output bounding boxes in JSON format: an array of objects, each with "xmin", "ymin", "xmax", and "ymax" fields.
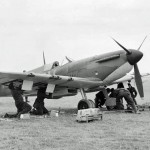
[{"xmin": 4, "ymin": 82, "xmax": 32, "ymax": 118}]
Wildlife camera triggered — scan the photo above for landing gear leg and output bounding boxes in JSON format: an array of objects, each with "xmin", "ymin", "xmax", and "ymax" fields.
[
  {"xmin": 77, "ymin": 88, "xmax": 95, "ymax": 110},
  {"xmin": 79, "ymin": 88, "xmax": 87, "ymax": 100}
]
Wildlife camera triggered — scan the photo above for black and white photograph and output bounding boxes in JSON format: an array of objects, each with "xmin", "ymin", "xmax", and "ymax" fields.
[{"xmin": 0, "ymin": 0, "xmax": 150, "ymax": 149}]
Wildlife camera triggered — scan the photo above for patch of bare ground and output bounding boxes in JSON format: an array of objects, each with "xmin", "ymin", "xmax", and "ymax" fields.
[{"xmin": 0, "ymin": 97, "xmax": 150, "ymax": 150}]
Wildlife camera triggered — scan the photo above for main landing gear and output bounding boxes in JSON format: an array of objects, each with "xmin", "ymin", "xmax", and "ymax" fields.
[{"xmin": 77, "ymin": 88, "xmax": 95, "ymax": 110}]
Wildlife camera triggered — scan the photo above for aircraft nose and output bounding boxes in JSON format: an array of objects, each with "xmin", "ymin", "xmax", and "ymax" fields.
[{"xmin": 127, "ymin": 49, "xmax": 143, "ymax": 65}]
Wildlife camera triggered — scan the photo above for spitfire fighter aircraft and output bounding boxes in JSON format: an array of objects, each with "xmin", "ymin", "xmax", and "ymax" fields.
[{"xmin": 0, "ymin": 38, "xmax": 146, "ymax": 110}]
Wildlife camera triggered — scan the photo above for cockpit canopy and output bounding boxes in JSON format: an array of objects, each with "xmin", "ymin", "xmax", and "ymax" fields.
[
  {"xmin": 44, "ymin": 61, "xmax": 59, "ymax": 72},
  {"xmin": 29, "ymin": 61, "xmax": 59, "ymax": 74},
  {"xmin": 52, "ymin": 61, "xmax": 59, "ymax": 69}
]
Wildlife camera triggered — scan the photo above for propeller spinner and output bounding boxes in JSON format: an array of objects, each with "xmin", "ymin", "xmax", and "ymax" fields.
[{"xmin": 112, "ymin": 37, "xmax": 146, "ymax": 99}]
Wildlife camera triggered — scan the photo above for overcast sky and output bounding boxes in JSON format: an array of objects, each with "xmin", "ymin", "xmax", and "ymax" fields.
[{"xmin": 0, "ymin": 0, "xmax": 150, "ymax": 73}]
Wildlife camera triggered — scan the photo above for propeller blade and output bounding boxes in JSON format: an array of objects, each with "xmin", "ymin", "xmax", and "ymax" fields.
[
  {"xmin": 43, "ymin": 51, "xmax": 46, "ymax": 65},
  {"xmin": 134, "ymin": 63, "xmax": 144, "ymax": 98},
  {"xmin": 112, "ymin": 38, "xmax": 131, "ymax": 55},
  {"xmin": 137, "ymin": 36, "xmax": 147, "ymax": 51}
]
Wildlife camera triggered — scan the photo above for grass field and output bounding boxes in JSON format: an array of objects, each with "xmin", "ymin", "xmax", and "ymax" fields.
[{"xmin": 0, "ymin": 95, "xmax": 150, "ymax": 150}]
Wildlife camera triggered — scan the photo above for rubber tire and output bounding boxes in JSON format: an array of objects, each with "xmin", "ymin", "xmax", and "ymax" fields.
[
  {"xmin": 88, "ymin": 99, "xmax": 95, "ymax": 108},
  {"xmin": 77, "ymin": 99, "xmax": 95, "ymax": 110}
]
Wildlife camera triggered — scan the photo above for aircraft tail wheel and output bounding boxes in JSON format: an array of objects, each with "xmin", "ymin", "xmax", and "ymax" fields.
[{"xmin": 77, "ymin": 99, "xmax": 95, "ymax": 110}]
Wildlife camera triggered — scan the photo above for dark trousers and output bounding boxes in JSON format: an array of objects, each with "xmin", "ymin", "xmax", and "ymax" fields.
[
  {"xmin": 16, "ymin": 102, "xmax": 32, "ymax": 116},
  {"xmin": 31, "ymin": 105, "xmax": 48, "ymax": 115}
]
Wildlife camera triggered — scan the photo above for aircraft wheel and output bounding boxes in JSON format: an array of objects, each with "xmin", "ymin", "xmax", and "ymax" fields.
[
  {"xmin": 77, "ymin": 99, "xmax": 95, "ymax": 110},
  {"xmin": 88, "ymin": 99, "xmax": 95, "ymax": 108}
]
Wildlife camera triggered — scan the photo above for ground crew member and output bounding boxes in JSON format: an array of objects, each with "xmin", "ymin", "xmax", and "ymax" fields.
[
  {"xmin": 116, "ymin": 82, "xmax": 137, "ymax": 113},
  {"xmin": 94, "ymin": 88, "xmax": 110, "ymax": 108},
  {"xmin": 31, "ymin": 88, "xmax": 51, "ymax": 115},
  {"xmin": 127, "ymin": 83, "xmax": 137, "ymax": 105},
  {"xmin": 113, "ymin": 84, "xmax": 124, "ymax": 110},
  {"xmin": 106, "ymin": 88, "xmax": 117, "ymax": 110},
  {"xmin": 4, "ymin": 82, "xmax": 32, "ymax": 118},
  {"xmin": 109, "ymin": 88, "xmax": 116, "ymax": 98},
  {"xmin": 95, "ymin": 91, "xmax": 106, "ymax": 108}
]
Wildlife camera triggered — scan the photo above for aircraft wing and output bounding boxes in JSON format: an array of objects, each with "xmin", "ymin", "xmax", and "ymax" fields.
[
  {"xmin": 112, "ymin": 73, "xmax": 150, "ymax": 84},
  {"xmin": 0, "ymin": 71, "xmax": 103, "ymax": 90}
]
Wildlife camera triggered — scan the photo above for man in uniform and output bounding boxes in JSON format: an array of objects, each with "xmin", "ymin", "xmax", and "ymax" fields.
[
  {"xmin": 127, "ymin": 83, "xmax": 137, "ymax": 105},
  {"xmin": 95, "ymin": 90, "xmax": 106, "ymax": 108},
  {"xmin": 116, "ymin": 82, "xmax": 138, "ymax": 113},
  {"xmin": 94, "ymin": 88, "xmax": 110, "ymax": 108},
  {"xmin": 31, "ymin": 88, "xmax": 51, "ymax": 115},
  {"xmin": 4, "ymin": 82, "xmax": 32, "ymax": 118}
]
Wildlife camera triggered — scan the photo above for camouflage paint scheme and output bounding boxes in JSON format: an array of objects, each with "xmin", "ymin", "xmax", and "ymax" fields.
[{"xmin": 0, "ymin": 49, "xmax": 143, "ymax": 99}]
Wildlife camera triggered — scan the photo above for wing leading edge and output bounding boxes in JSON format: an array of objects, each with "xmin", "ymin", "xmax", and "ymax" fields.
[{"xmin": 0, "ymin": 72, "xmax": 103, "ymax": 90}]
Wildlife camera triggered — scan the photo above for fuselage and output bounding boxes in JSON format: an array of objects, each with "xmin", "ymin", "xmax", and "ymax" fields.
[
  {"xmin": 54, "ymin": 50, "xmax": 133, "ymax": 84},
  {"xmin": 0, "ymin": 49, "xmax": 143, "ymax": 97}
]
